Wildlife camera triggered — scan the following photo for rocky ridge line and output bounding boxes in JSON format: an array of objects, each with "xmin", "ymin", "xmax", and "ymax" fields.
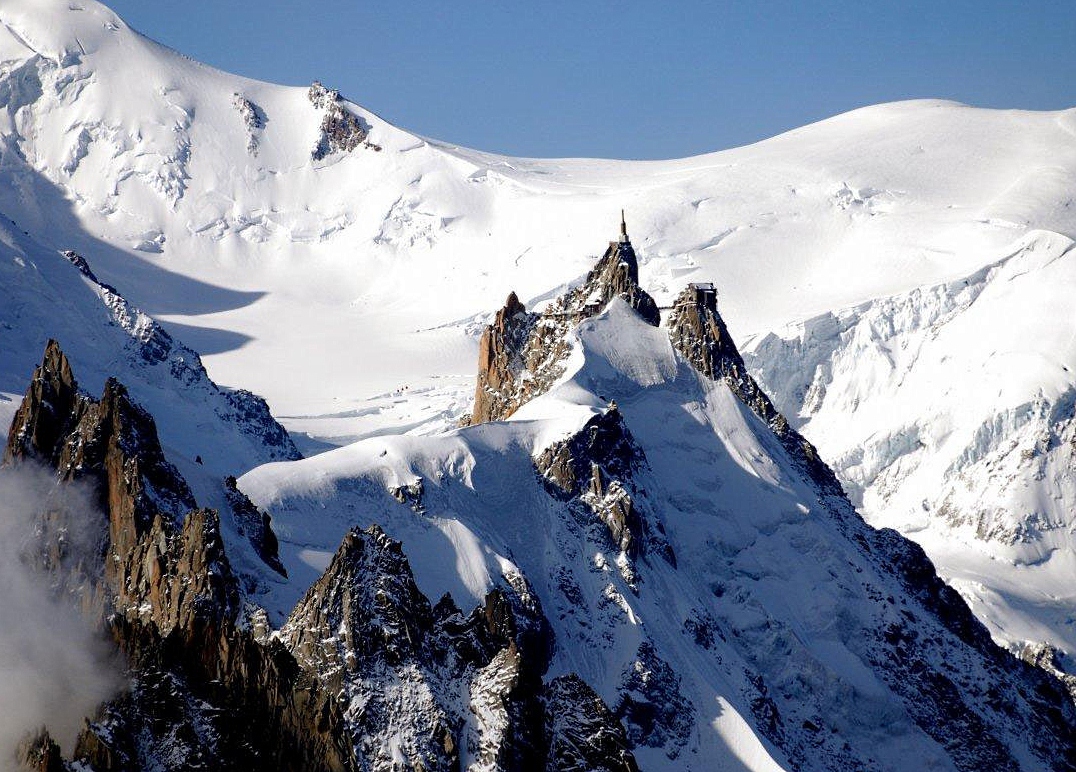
[
  {"xmin": 60, "ymin": 248, "xmax": 301, "ymax": 465},
  {"xmin": 470, "ymin": 222, "xmax": 659, "ymax": 425},
  {"xmin": 666, "ymin": 282, "xmax": 843, "ymax": 494},
  {"xmin": 7, "ymin": 340, "xmax": 636, "ymax": 772},
  {"xmin": 6, "ymin": 341, "xmax": 354, "ymax": 771},
  {"xmin": 464, "ymin": 224, "xmax": 1076, "ymax": 771}
]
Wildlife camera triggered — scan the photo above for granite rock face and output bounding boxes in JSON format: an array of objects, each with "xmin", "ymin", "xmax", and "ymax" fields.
[
  {"xmin": 223, "ymin": 474, "xmax": 287, "ymax": 576},
  {"xmin": 8, "ymin": 341, "xmax": 635, "ymax": 772},
  {"xmin": 667, "ymin": 284, "xmax": 842, "ymax": 494},
  {"xmin": 471, "ymin": 291, "xmax": 539, "ymax": 426},
  {"xmin": 59, "ymin": 249, "xmax": 301, "ymax": 465},
  {"xmin": 470, "ymin": 226, "xmax": 660, "ymax": 425}
]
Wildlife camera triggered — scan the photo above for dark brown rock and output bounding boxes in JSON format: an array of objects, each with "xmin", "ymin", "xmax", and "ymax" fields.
[
  {"xmin": 6, "ymin": 343, "xmax": 638, "ymax": 772},
  {"xmin": 4, "ymin": 342, "xmax": 357, "ymax": 772},
  {"xmin": 535, "ymin": 407, "xmax": 647, "ymax": 559},
  {"xmin": 17, "ymin": 730, "xmax": 67, "ymax": 772},
  {"xmin": 470, "ymin": 222, "xmax": 660, "ymax": 425},
  {"xmin": 224, "ymin": 475, "xmax": 287, "ymax": 576},
  {"xmin": 284, "ymin": 524, "xmax": 435, "ymax": 669},
  {"xmin": 667, "ymin": 284, "xmax": 843, "ymax": 494},
  {"xmin": 4, "ymin": 339, "xmax": 81, "ymax": 466},
  {"xmin": 471, "ymin": 291, "xmax": 538, "ymax": 424},
  {"xmin": 544, "ymin": 675, "xmax": 638, "ymax": 772}
]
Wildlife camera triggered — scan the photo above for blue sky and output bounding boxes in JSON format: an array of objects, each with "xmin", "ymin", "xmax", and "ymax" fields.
[{"xmin": 106, "ymin": 0, "xmax": 1076, "ymax": 160}]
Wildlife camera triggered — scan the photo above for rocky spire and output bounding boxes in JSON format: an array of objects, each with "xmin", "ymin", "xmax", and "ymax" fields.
[
  {"xmin": 667, "ymin": 283, "xmax": 845, "ymax": 495},
  {"xmin": 470, "ymin": 291, "xmax": 538, "ymax": 424},
  {"xmin": 3, "ymin": 339, "xmax": 80, "ymax": 466},
  {"xmin": 469, "ymin": 217, "xmax": 660, "ymax": 424},
  {"xmin": 4, "ymin": 341, "xmax": 359, "ymax": 772}
]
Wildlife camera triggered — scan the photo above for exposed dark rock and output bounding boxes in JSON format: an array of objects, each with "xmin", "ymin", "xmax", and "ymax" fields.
[
  {"xmin": 470, "ymin": 220, "xmax": 660, "ymax": 425},
  {"xmin": 17, "ymin": 730, "xmax": 67, "ymax": 772},
  {"xmin": 308, "ymin": 81, "xmax": 377, "ymax": 160},
  {"xmin": 854, "ymin": 525, "xmax": 1076, "ymax": 771},
  {"xmin": 575, "ymin": 235, "xmax": 660, "ymax": 328},
  {"xmin": 667, "ymin": 283, "xmax": 843, "ymax": 494},
  {"xmin": 224, "ymin": 475, "xmax": 286, "ymax": 576},
  {"xmin": 233, "ymin": 93, "xmax": 266, "ymax": 155},
  {"xmin": 56, "ymin": 251, "xmax": 302, "ymax": 463},
  {"xmin": 536, "ymin": 407, "xmax": 647, "ymax": 559},
  {"xmin": 4, "ymin": 343, "xmax": 357, "ymax": 772},
  {"xmin": 222, "ymin": 387, "xmax": 300, "ymax": 461},
  {"xmin": 75, "ymin": 614, "xmax": 357, "ymax": 772},
  {"xmin": 4, "ymin": 339, "xmax": 81, "ymax": 466},
  {"xmin": 283, "ymin": 524, "xmax": 436, "ymax": 670},
  {"xmin": 544, "ymin": 674, "xmax": 638, "ymax": 772},
  {"xmin": 1020, "ymin": 641, "xmax": 1076, "ymax": 702},
  {"xmin": 6, "ymin": 341, "xmax": 632, "ymax": 772},
  {"xmin": 615, "ymin": 643, "xmax": 694, "ymax": 759},
  {"xmin": 389, "ymin": 476, "xmax": 426, "ymax": 513},
  {"xmin": 278, "ymin": 524, "xmax": 627, "ymax": 772}
]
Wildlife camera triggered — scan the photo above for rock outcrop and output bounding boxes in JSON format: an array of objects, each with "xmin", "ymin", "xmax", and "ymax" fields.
[
  {"xmin": 4, "ymin": 338, "xmax": 82, "ymax": 467},
  {"xmin": 616, "ymin": 643, "xmax": 694, "ymax": 759},
  {"xmin": 309, "ymin": 81, "xmax": 378, "ymax": 160},
  {"xmin": 471, "ymin": 291, "xmax": 538, "ymax": 426},
  {"xmin": 536, "ymin": 407, "xmax": 649, "ymax": 561},
  {"xmin": 224, "ymin": 474, "xmax": 287, "ymax": 576},
  {"xmin": 543, "ymin": 675, "xmax": 638, "ymax": 772},
  {"xmin": 233, "ymin": 93, "xmax": 266, "ymax": 154},
  {"xmin": 470, "ymin": 220, "xmax": 660, "ymax": 424},
  {"xmin": 667, "ymin": 284, "xmax": 842, "ymax": 494},
  {"xmin": 1019, "ymin": 641, "xmax": 1076, "ymax": 702}
]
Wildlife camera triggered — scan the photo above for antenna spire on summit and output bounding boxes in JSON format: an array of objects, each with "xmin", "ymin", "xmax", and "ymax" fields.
[{"xmin": 619, "ymin": 209, "xmax": 629, "ymax": 243}]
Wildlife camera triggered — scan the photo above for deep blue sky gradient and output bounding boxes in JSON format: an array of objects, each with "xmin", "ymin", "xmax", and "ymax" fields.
[{"xmin": 105, "ymin": 0, "xmax": 1076, "ymax": 159}]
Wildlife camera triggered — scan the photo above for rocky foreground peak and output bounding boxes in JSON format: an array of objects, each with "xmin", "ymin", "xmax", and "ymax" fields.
[
  {"xmin": 7, "ymin": 341, "xmax": 638, "ymax": 771},
  {"xmin": 6, "ymin": 341, "xmax": 354, "ymax": 771}
]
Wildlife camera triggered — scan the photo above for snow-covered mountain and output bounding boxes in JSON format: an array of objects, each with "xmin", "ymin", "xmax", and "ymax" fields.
[
  {"xmin": 235, "ymin": 246, "xmax": 1076, "ymax": 771},
  {"xmin": 3, "ymin": 0, "xmax": 1075, "ymax": 441},
  {"xmin": 743, "ymin": 228, "xmax": 1076, "ymax": 664},
  {"xmin": 3, "ymin": 0, "xmax": 1076, "ymax": 769},
  {"xmin": 9, "ymin": 239, "xmax": 1076, "ymax": 771}
]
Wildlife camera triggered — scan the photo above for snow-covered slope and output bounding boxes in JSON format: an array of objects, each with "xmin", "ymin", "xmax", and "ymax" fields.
[
  {"xmin": 4, "ymin": 0, "xmax": 1076, "ymax": 744},
  {"xmin": 0, "ymin": 211, "xmax": 299, "ymax": 591},
  {"xmin": 2, "ymin": 1, "xmax": 1075, "ymax": 444},
  {"xmin": 241, "ymin": 294, "xmax": 1074, "ymax": 771},
  {"xmin": 745, "ymin": 228, "xmax": 1076, "ymax": 664}
]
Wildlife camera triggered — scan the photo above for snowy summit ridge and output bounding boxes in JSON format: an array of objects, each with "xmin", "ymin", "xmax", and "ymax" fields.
[
  {"xmin": 240, "ymin": 223, "xmax": 1076, "ymax": 771},
  {"xmin": 1, "ymin": 1, "xmax": 1076, "ymax": 770}
]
